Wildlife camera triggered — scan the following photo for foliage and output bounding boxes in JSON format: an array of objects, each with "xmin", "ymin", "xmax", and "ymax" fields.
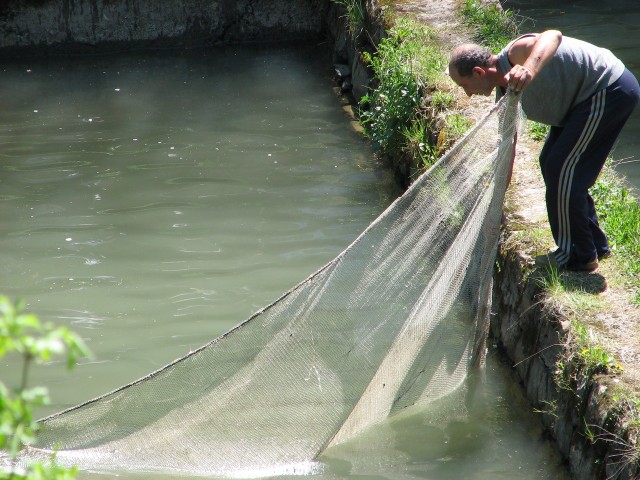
[
  {"xmin": 0, "ymin": 295, "xmax": 91, "ymax": 479},
  {"xmin": 460, "ymin": 0, "xmax": 520, "ymax": 53},
  {"xmin": 438, "ymin": 113, "xmax": 473, "ymax": 151},
  {"xmin": 536, "ymin": 269, "xmax": 621, "ymax": 388},
  {"xmin": 400, "ymin": 121, "xmax": 438, "ymax": 169},
  {"xmin": 569, "ymin": 320, "xmax": 622, "ymax": 376},
  {"xmin": 360, "ymin": 18, "xmax": 455, "ymax": 170},
  {"xmin": 554, "ymin": 318, "xmax": 622, "ymax": 393},
  {"xmin": 331, "ymin": 0, "xmax": 367, "ymax": 40},
  {"xmin": 527, "ymin": 120, "xmax": 550, "ymax": 142},
  {"xmin": 590, "ymin": 165, "xmax": 640, "ymax": 302}
]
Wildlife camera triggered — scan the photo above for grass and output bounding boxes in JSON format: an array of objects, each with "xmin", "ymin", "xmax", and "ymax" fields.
[
  {"xmin": 527, "ymin": 120, "xmax": 550, "ymax": 142},
  {"xmin": 359, "ymin": 17, "xmax": 466, "ymax": 172},
  {"xmin": 438, "ymin": 113, "xmax": 473, "ymax": 150},
  {"xmin": 331, "ymin": 0, "xmax": 367, "ymax": 41},
  {"xmin": 460, "ymin": 0, "xmax": 520, "ymax": 53},
  {"xmin": 590, "ymin": 164, "xmax": 640, "ymax": 303},
  {"xmin": 567, "ymin": 320, "xmax": 622, "ymax": 376},
  {"xmin": 553, "ymin": 315, "xmax": 622, "ymax": 391},
  {"xmin": 537, "ymin": 266, "xmax": 604, "ymax": 315}
]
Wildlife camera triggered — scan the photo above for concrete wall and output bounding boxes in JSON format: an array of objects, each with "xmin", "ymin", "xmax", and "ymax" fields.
[{"xmin": 0, "ymin": 0, "xmax": 330, "ymax": 54}]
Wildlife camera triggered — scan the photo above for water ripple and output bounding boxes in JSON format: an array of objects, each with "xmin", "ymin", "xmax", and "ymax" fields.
[{"xmin": 99, "ymin": 202, "xmax": 194, "ymax": 214}]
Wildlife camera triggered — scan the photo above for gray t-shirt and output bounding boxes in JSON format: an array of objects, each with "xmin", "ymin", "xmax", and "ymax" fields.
[{"xmin": 496, "ymin": 34, "xmax": 625, "ymax": 126}]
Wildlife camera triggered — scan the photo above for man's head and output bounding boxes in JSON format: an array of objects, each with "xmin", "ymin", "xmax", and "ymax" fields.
[{"xmin": 447, "ymin": 44, "xmax": 499, "ymax": 97}]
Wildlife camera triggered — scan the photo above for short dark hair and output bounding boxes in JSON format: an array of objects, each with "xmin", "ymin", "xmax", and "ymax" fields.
[{"xmin": 450, "ymin": 44, "xmax": 492, "ymax": 77}]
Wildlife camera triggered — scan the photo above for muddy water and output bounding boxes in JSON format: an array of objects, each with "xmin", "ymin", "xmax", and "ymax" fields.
[
  {"xmin": 506, "ymin": 0, "xmax": 640, "ymax": 191},
  {"xmin": 0, "ymin": 45, "xmax": 567, "ymax": 479}
]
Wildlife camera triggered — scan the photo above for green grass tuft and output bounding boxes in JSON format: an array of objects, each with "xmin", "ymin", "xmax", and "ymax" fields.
[
  {"xmin": 460, "ymin": 0, "xmax": 520, "ymax": 53},
  {"xmin": 590, "ymin": 164, "xmax": 640, "ymax": 302},
  {"xmin": 359, "ymin": 17, "xmax": 456, "ymax": 170},
  {"xmin": 331, "ymin": 0, "xmax": 367, "ymax": 40},
  {"xmin": 527, "ymin": 120, "xmax": 550, "ymax": 142}
]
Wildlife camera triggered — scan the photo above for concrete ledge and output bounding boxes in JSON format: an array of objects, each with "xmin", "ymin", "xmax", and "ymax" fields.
[{"xmin": 0, "ymin": 0, "xmax": 330, "ymax": 55}]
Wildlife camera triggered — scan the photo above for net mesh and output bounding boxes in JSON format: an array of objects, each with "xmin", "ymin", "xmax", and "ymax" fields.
[{"xmin": 13, "ymin": 93, "xmax": 522, "ymax": 477}]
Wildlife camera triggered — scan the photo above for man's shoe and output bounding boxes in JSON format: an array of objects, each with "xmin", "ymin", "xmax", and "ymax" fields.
[
  {"xmin": 598, "ymin": 250, "xmax": 612, "ymax": 260},
  {"xmin": 535, "ymin": 252, "xmax": 599, "ymax": 273},
  {"xmin": 566, "ymin": 257, "xmax": 599, "ymax": 273}
]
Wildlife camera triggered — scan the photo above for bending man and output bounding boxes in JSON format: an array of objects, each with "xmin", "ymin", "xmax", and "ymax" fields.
[{"xmin": 448, "ymin": 30, "xmax": 639, "ymax": 272}]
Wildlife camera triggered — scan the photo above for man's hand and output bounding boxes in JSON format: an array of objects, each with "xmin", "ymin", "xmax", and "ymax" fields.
[
  {"xmin": 506, "ymin": 64, "xmax": 533, "ymax": 93},
  {"xmin": 506, "ymin": 30, "xmax": 562, "ymax": 93}
]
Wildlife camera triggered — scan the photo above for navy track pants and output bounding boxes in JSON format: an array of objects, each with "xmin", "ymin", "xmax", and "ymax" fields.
[{"xmin": 539, "ymin": 68, "xmax": 640, "ymax": 267}]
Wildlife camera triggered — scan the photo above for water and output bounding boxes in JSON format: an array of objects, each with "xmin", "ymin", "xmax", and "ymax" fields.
[
  {"xmin": 0, "ymin": 45, "xmax": 566, "ymax": 479},
  {"xmin": 505, "ymin": 0, "xmax": 640, "ymax": 191},
  {"xmin": 0, "ymin": 45, "xmax": 399, "ymax": 402}
]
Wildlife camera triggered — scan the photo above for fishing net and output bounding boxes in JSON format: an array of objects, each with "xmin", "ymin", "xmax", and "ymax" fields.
[{"xmin": 11, "ymin": 92, "xmax": 522, "ymax": 477}]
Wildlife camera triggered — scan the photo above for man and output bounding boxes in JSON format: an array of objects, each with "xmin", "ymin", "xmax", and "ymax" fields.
[{"xmin": 447, "ymin": 30, "xmax": 640, "ymax": 272}]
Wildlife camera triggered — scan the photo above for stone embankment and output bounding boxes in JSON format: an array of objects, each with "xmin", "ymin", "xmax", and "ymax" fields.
[
  {"xmin": 0, "ymin": 0, "xmax": 329, "ymax": 55},
  {"xmin": 2, "ymin": 0, "xmax": 638, "ymax": 478}
]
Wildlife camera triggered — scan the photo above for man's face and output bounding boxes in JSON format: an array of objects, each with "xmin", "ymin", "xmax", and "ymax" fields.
[{"xmin": 448, "ymin": 65, "xmax": 495, "ymax": 97}]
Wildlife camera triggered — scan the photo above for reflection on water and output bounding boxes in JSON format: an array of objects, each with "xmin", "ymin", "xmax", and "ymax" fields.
[
  {"xmin": 506, "ymin": 0, "xmax": 640, "ymax": 190},
  {"xmin": 0, "ymin": 46, "xmax": 566, "ymax": 479}
]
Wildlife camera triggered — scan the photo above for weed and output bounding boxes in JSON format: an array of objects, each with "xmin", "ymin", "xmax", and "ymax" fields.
[
  {"xmin": 587, "ymin": 421, "xmax": 640, "ymax": 478},
  {"xmin": 331, "ymin": 0, "xmax": 367, "ymax": 41},
  {"xmin": 572, "ymin": 323, "xmax": 619, "ymax": 375},
  {"xmin": 430, "ymin": 90, "xmax": 455, "ymax": 111},
  {"xmin": 528, "ymin": 120, "xmax": 550, "ymax": 142},
  {"xmin": 360, "ymin": 17, "xmax": 453, "ymax": 170},
  {"xmin": 590, "ymin": 163, "xmax": 640, "ymax": 302},
  {"xmin": 460, "ymin": 0, "xmax": 520, "ymax": 53},
  {"xmin": 437, "ymin": 113, "xmax": 473, "ymax": 152},
  {"xmin": 400, "ymin": 121, "xmax": 438, "ymax": 169},
  {"xmin": 538, "ymin": 268, "xmax": 622, "ymax": 390},
  {"xmin": 556, "ymin": 319, "xmax": 623, "ymax": 391},
  {"xmin": 532, "ymin": 399, "xmax": 558, "ymax": 419},
  {"xmin": 583, "ymin": 418, "xmax": 596, "ymax": 444}
]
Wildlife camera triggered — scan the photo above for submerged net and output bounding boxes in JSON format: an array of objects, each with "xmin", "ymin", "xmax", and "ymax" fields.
[{"xmin": 14, "ymin": 93, "xmax": 522, "ymax": 477}]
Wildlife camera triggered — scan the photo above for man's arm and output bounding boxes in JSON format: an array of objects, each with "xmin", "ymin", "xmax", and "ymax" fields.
[{"xmin": 505, "ymin": 30, "xmax": 563, "ymax": 92}]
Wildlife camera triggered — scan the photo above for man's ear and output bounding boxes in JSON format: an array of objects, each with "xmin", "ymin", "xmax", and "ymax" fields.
[{"xmin": 471, "ymin": 66, "xmax": 486, "ymax": 77}]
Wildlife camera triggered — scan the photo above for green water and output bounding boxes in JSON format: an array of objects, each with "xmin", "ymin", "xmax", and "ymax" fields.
[{"xmin": 0, "ymin": 45, "xmax": 567, "ymax": 479}]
